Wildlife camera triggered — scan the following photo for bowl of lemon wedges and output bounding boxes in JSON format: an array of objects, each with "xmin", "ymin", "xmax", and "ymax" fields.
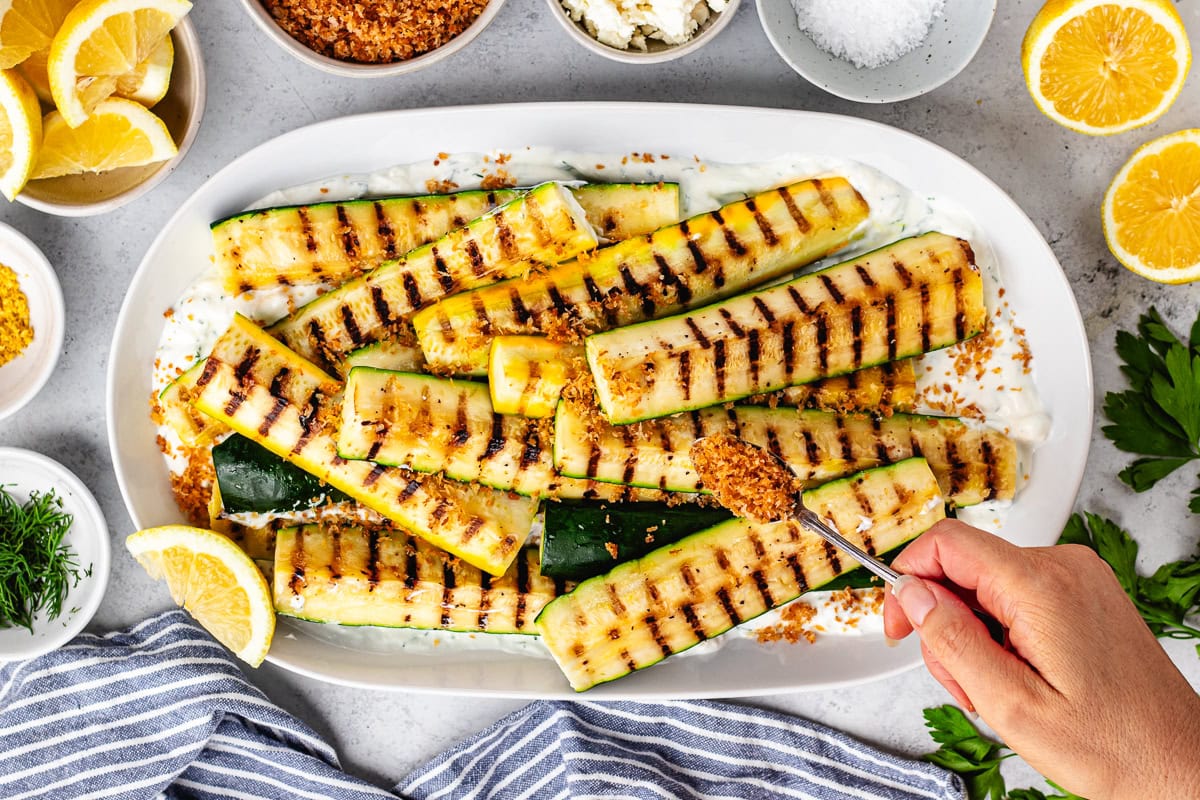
[{"xmin": 0, "ymin": 0, "xmax": 202, "ymax": 216}]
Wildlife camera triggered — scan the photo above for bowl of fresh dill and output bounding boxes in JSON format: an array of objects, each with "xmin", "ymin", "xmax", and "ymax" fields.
[{"xmin": 0, "ymin": 448, "xmax": 109, "ymax": 661}]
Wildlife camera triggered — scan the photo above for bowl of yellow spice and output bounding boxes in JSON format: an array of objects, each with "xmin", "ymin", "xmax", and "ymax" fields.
[{"xmin": 0, "ymin": 222, "xmax": 64, "ymax": 423}]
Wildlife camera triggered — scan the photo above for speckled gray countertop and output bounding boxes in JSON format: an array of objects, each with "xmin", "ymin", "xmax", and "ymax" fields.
[{"xmin": 3, "ymin": 0, "xmax": 1200, "ymax": 791}]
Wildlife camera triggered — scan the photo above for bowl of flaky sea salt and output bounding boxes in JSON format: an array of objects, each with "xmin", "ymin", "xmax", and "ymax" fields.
[{"xmin": 756, "ymin": 0, "xmax": 996, "ymax": 103}]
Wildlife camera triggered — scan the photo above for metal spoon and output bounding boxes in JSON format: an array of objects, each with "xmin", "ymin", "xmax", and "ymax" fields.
[
  {"xmin": 689, "ymin": 434, "xmax": 1007, "ymax": 645},
  {"xmin": 688, "ymin": 433, "xmax": 899, "ymax": 582}
]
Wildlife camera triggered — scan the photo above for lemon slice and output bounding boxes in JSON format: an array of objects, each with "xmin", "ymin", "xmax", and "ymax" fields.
[
  {"xmin": 0, "ymin": 0, "xmax": 78, "ymax": 70},
  {"xmin": 1103, "ymin": 129, "xmax": 1200, "ymax": 284},
  {"xmin": 1021, "ymin": 0, "xmax": 1190, "ymax": 136},
  {"xmin": 48, "ymin": 0, "xmax": 190, "ymax": 127},
  {"xmin": 32, "ymin": 96, "xmax": 175, "ymax": 179},
  {"xmin": 17, "ymin": 47, "xmax": 53, "ymax": 104},
  {"xmin": 126, "ymin": 525, "xmax": 275, "ymax": 667},
  {"xmin": 0, "ymin": 69, "xmax": 43, "ymax": 201}
]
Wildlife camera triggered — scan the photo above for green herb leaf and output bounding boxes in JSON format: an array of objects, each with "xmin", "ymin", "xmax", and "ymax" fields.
[
  {"xmin": 0, "ymin": 487, "xmax": 83, "ymax": 633},
  {"xmin": 1102, "ymin": 310, "xmax": 1200, "ymax": 508},
  {"xmin": 1058, "ymin": 513, "xmax": 1200, "ymax": 644},
  {"xmin": 922, "ymin": 704, "xmax": 1090, "ymax": 800}
]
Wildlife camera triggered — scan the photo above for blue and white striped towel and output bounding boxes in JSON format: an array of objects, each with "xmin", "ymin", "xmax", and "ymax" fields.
[{"xmin": 0, "ymin": 610, "xmax": 965, "ymax": 800}]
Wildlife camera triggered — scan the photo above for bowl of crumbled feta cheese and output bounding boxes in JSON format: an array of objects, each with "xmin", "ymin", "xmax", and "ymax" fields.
[
  {"xmin": 757, "ymin": 0, "xmax": 996, "ymax": 102},
  {"xmin": 550, "ymin": 0, "xmax": 739, "ymax": 62}
]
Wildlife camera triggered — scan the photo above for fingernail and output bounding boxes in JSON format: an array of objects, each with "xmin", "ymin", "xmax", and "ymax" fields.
[
  {"xmin": 965, "ymin": 707, "xmax": 978, "ymax": 719},
  {"xmin": 884, "ymin": 636, "xmax": 900, "ymax": 648},
  {"xmin": 892, "ymin": 575, "xmax": 936, "ymax": 627}
]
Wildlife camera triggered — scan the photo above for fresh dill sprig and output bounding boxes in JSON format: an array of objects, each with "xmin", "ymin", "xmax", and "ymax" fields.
[{"xmin": 0, "ymin": 486, "xmax": 83, "ymax": 633}]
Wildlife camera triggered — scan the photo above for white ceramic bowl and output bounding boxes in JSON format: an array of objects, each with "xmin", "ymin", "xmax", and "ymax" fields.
[
  {"xmin": 0, "ymin": 223, "xmax": 63, "ymax": 422},
  {"xmin": 236, "ymin": 0, "xmax": 508, "ymax": 78},
  {"xmin": 757, "ymin": 0, "xmax": 996, "ymax": 103},
  {"xmin": 0, "ymin": 448, "xmax": 110, "ymax": 662},
  {"xmin": 546, "ymin": 0, "xmax": 740, "ymax": 64},
  {"xmin": 16, "ymin": 17, "xmax": 206, "ymax": 217}
]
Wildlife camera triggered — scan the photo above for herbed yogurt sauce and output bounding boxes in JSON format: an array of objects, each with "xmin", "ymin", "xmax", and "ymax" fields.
[{"xmin": 154, "ymin": 148, "xmax": 1049, "ymax": 657}]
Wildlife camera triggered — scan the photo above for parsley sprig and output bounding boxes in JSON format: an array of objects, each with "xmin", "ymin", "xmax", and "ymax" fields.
[
  {"xmin": 0, "ymin": 487, "xmax": 84, "ymax": 632},
  {"xmin": 923, "ymin": 705, "xmax": 1085, "ymax": 800},
  {"xmin": 1102, "ymin": 308, "xmax": 1200, "ymax": 510},
  {"xmin": 1059, "ymin": 512, "xmax": 1200, "ymax": 650}
]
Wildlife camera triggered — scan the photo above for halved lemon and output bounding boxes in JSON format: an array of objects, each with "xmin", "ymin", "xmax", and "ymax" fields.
[
  {"xmin": 1022, "ymin": 0, "xmax": 1190, "ymax": 136},
  {"xmin": 0, "ymin": 69, "xmax": 43, "ymax": 201},
  {"xmin": 1103, "ymin": 129, "xmax": 1200, "ymax": 283},
  {"xmin": 126, "ymin": 525, "xmax": 275, "ymax": 667},
  {"xmin": 32, "ymin": 96, "xmax": 175, "ymax": 179},
  {"xmin": 47, "ymin": 0, "xmax": 190, "ymax": 127},
  {"xmin": 0, "ymin": 0, "xmax": 78, "ymax": 70}
]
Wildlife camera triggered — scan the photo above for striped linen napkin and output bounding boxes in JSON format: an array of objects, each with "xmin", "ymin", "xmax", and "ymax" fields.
[{"xmin": 0, "ymin": 610, "xmax": 965, "ymax": 800}]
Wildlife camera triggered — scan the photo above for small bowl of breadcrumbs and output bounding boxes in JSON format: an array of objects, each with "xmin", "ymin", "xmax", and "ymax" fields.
[
  {"xmin": 240, "ymin": 0, "xmax": 505, "ymax": 77},
  {"xmin": 0, "ymin": 222, "xmax": 64, "ymax": 423}
]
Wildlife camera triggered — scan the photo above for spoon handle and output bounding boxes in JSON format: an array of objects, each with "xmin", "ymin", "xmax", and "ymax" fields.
[{"xmin": 794, "ymin": 507, "xmax": 902, "ymax": 585}]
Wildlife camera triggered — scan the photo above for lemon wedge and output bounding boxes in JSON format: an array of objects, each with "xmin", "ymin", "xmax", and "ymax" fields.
[
  {"xmin": 1022, "ymin": 0, "xmax": 1190, "ymax": 136},
  {"xmin": 32, "ymin": 96, "xmax": 175, "ymax": 179},
  {"xmin": 1103, "ymin": 129, "xmax": 1200, "ymax": 284},
  {"xmin": 0, "ymin": 69, "xmax": 43, "ymax": 201},
  {"xmin": 0, "ymin": 0, "xmax": 77, "ymax": 70},
  {"xmin": 126, "ymin": 525, "xmax": 275, "ymax": 667},
  {"xmin": 48, "ymin": 0, "xmax": 190, "ymax": 127},
  {"xmin": 23, "ymin": 33, "xmax": 171, "ymax": 106}
]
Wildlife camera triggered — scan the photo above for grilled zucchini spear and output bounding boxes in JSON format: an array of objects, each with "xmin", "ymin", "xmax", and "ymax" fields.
[
  {"xmin": 536, "ymin": 458, "xmax": 945, "ymax": 691},
  {"xmin": 192, "ymin": 314, "xmax": 539, "ymax": 576},
  {"xmin": 271, "ymin": 182, "xmax": 599, "ymax": 367},
  {"xmin": 412, "ymin": 177, "xmax": 871, "ymax": 374},
  {"xmin": 215, "ymin": 182, "xmax": 680, "ymax": 293},
  {"xmin": 553, "ymin": 400, "xmax": 1017, "ymax": 506},
  {"xmin": 488, "ymin": 336, "xmax": 585, "ymax": 418},
  {"xmin": 586, "ymin": 232, "xmax": 987, "ymax": 423},
  {"xmin": 275, "ymin": 525, "xmax": 565, "ymax": 634}
]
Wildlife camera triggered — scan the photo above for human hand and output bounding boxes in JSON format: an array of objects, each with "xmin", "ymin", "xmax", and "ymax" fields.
[{"xmin": 882, "ymin": 519, "xmax": 1200, "ymax": 799}]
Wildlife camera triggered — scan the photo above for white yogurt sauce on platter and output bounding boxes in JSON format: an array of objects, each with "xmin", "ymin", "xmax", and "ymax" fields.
[{"xmin": 152, "ymin": 147, "xmax": 1050, "ymax": 657}]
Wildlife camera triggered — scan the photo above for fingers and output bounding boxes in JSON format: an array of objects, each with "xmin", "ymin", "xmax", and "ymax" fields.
[
  {"xmin": 891, "ymin": 519, "xmax": 1029, "ymax": 628},
  {"xmin": 892, "ymin": 575, "xmax": 1040, "ymax": 713}
]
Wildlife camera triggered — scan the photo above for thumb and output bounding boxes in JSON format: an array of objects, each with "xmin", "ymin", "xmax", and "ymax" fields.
[{"xmin": 892, "ymin": 575, "xmax": 1036, "ymax": 712}]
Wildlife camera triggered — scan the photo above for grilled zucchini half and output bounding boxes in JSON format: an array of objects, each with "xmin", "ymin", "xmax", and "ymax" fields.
[
  {"xmin": 192, "ymin": 314, "xmax": 539, "ymax": 576},
  {"xmin": 271, "ymin": 182, "xmax": 598, "ymax": 367},
  {"xmin": 751, "ymin": 359, "xmax": 917, "ymax": 413},
  {"xmin": 536, "ymin": 457, "xmax": 945, "ymax": 691},
  {"xmin": 340, "ymin": 335, "xmax": 427, "ymax": 377},
  {"xmin": 214, "ymin": 182, "xmax": 679, "ymax": 293},
  {"xmin": 586, "ymin": 232, "xmax": 987, "ymax": 423},
  {"xmin": 412, "ymin": 176, "xmax": 871, "ymax": 374},
  {"xmin": 275, "ymin": 525, "xmax": 565, "ymax": 634},
  {"xmin": 157, "ymin": 359, "xmax": 230, "ymax": 446},
  {"xmin": 553, "ymin": 401, "xmax": 1017, "ymax": 507},
  {"xmin": 338, "ymin": 367, "xmax": 557, "ymax": 497}
]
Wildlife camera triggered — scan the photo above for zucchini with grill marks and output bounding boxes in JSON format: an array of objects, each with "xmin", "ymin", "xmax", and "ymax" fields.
[
  {"xmin": 157, "ymin": 359, "xmax": 230, "ymax": 446},
  {"xmin": 338, "ymin": 368, "xmax": 557, "ymax": 496},
  {"xmin": 488, "ymin": 336, "xmax": 585, "ymax": 418},
  {"xmin": 192, "ymin": 314, "xmax": 538, "ymax": 576},
  {"xmin": 553, "ymin": 400, "xmax": 1017, "ymax": 506},
  {"xmin": 536, "ymin": 458, "xmax": 945, "ymax": 690},
  {"xmin": 270, "ymin": 182, "xmax": 598, "ymax": 367},
  {"xmin": 572, "ymin": 182, "xmax": 680, "ymax": 241},
  {"xmin": 586, "ymin": 232, "xmax": 987, "ymax": 423},
  {"xmin": 751, "ymin": 360, "xmax": 917, "ymax": 413},
  {"xmin": 412, "ymin": 177, "xmax": 871, "ymax": 374},
  {"xmin": 213, "ymin": 189, "xmax": 519, "ymax": 293},
  {"xmin": 213, "ymin": 183, "xmax": 678, "ymax": 294},
  {"xmin": 275, "ymin": 525, "xmax": 565, "ymax": 634}
]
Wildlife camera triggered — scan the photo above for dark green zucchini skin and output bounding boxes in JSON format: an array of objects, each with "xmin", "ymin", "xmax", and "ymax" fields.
[
  {"xmin": 540, "ymin": 501, "xmax": 732, "ymax": 581},
  {"xmin": 212, "ymin": 434, "xmax": 348, "ymax": 514}
]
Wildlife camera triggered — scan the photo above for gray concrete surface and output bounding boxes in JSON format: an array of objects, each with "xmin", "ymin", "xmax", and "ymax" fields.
[{"xmin": 3, "ymin": 0, "xmax": 1200, "ymax": 792}]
